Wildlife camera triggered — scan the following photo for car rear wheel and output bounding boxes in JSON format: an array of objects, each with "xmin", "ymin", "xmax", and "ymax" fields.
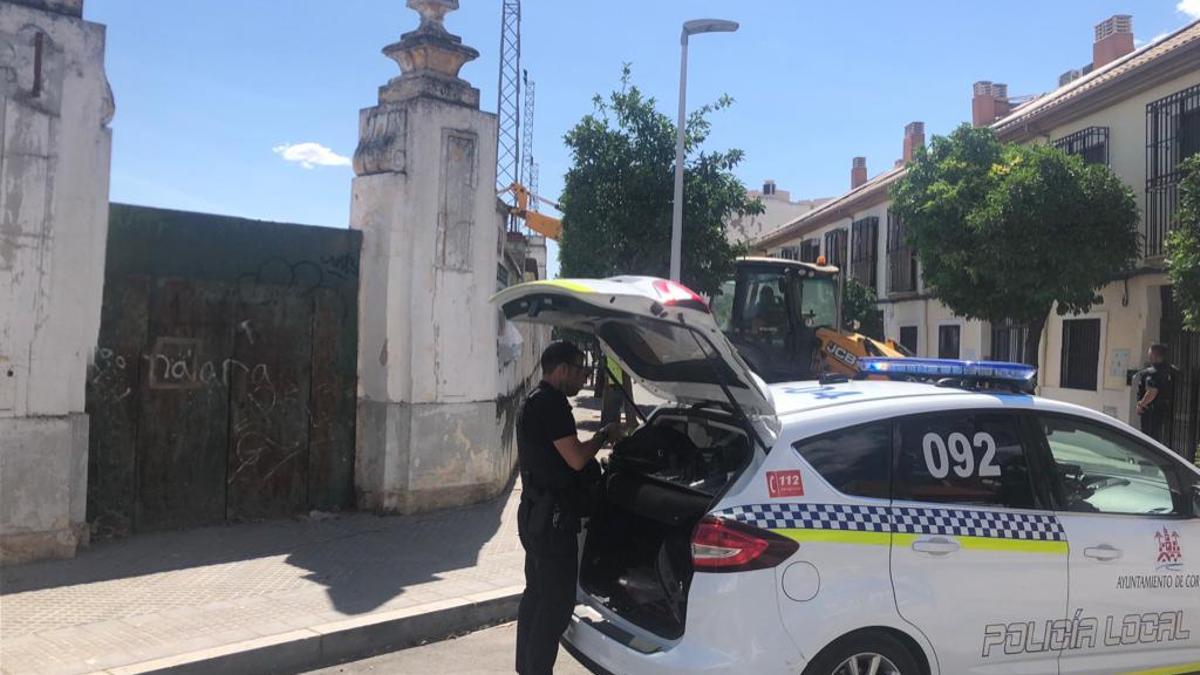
[
  {"xmin": 832, "ymin": 653, "xmax": 900, "ymax": 675},
  {"xmin": 803, "ymin": 631, "xmax": 922, "ymax": 675}
]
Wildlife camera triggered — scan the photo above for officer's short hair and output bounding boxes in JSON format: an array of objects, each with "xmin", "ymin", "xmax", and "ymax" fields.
[
  {"xmin": 541, "ymin": 341, "xmax": 585, "ymax": 374},
  {"xmin": 1150, "ymin": 343, "xmax": 1168, "ymax": 358}
]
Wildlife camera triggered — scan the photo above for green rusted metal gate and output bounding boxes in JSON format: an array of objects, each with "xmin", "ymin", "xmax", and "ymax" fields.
[{"xmin": 86, "ymin": 204, "xmax": 360, "ymax": 536}]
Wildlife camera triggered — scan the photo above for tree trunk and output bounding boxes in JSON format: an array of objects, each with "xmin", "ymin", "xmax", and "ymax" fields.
[{"xmin": 1024, "ymin": 313, "xmax": 1049, "ymax": 390}]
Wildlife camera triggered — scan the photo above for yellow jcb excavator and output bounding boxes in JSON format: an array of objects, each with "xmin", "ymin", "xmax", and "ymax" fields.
[{"xmin": 500, "ymin": 183, "xmax": 910, "ymax": 383}]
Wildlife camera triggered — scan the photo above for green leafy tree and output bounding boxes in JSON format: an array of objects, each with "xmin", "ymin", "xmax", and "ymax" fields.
[
  {"xmin": 843, "ymin": 279, "xmax": 884, "ymax": 340},
  {"xmin": 890, "ymin": 124, "xmax": 1140, "ymax": 361},
  {"xmin": 558, "ymin": 66, "xmax": 762, "ymax": 296},
  {"xmin": 1166, "ymin": 154, "xmax": 1200, "ymax": 331}
]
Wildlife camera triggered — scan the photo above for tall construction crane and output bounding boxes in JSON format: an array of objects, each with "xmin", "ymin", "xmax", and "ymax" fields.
[
  {"xmin": 496, "ymin": 0, "xmax": 521, "ymax": 221},
  {"xmin": 522, "ymin": 70, "xmax": 538, "ymax": 213},
  {"xmin": 497, "ymin": 0, "xmax": 555, "ymax": 237}
]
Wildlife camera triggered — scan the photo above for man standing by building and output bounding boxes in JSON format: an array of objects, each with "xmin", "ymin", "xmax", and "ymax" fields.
[
  {"xmin": 1136, "ymin": 343, "xmax": 1178, "ymax": 455},
  {"xmin": 515, "ymin": 342, "xmax": 624, "ymax": 674}
]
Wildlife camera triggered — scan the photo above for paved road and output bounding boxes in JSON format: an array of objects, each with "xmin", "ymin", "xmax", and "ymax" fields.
[{"xmin": 307, "ymin": 621, "xmax": 590, "ymax": 674}]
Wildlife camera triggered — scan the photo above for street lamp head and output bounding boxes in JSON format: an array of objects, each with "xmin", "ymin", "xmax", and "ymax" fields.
[{"xmin": 682, "ymin": 19, "xmax": 739, "ymax": 40}]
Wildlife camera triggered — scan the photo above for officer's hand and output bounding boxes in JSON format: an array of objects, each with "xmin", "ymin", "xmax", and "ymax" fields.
[{"xmin": 599, "ymin": 422, "xmax": 626, "ymax": 447}]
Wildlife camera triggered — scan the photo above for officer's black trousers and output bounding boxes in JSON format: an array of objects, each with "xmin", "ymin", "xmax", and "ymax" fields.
[{"xmin": 515, "ymin": 544, "xmax": 577, "ymax": 674}]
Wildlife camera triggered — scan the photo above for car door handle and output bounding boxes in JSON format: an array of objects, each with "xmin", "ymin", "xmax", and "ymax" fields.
[
  {"xmin": 912, "ymin": 537, "xmax": 960, "ymax": 555},
  {"xmin": 1084, "ymin": 545, "xmax": 1123, "ymax": 561}
]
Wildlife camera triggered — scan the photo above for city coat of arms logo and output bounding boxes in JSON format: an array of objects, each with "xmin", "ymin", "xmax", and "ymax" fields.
[{"xmin": 1156, "ymin": 527, "xmax": 1184, "ymax": 572}]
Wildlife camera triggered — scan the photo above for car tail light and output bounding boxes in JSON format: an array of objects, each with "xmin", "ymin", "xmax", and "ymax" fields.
[
  {"xmin": 691, "ymin": 516, "xmax": 798, "ymax": 573},
  {"xmin": 651, "ymin": 279, "xmax": 709, "ymax": 312}
]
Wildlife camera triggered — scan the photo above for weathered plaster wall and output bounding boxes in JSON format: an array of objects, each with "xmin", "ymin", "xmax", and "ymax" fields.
[
  {"xmin": 0, "ymin": 2, "xmax": 112, "ymax": 563},
  {"xmin": 352, "ymin": 79, "xmax": 525, "ymax": 513}
]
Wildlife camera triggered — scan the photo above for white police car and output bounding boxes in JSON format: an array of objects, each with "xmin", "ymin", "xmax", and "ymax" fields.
[{"xmin": 494, "ymin": 277, "xmax": 1200, "ymax": 675}]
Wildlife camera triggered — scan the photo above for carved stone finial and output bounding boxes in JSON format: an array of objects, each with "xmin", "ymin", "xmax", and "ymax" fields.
[
  {"xmin": 376, "ymin": 0, "xmax": 480, "ymax": 107},
  {"xmin": 408, "ymin": 0, "xmax": 457, "ymax": 33}
]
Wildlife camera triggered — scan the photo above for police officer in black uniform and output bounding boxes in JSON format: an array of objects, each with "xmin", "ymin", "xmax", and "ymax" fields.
[
  {"xmin": 1136, "ymin": 343, "xmax": 1178, "ymax": 455},
  {"xmin": 515, "ymin": 341, "xmax": 624, "ymax": 675}
]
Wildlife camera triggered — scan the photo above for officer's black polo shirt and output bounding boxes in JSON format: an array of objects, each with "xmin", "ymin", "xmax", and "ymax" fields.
[
  {"xmin": 517, "ymin": 381, "xmax": 578, "ymax": 493},
  {"xmin": 1144, "ymin": 365, "xmax": 1174, "ymax": 412}
]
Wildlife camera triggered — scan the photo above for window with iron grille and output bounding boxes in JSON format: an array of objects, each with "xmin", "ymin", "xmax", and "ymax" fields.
[
  {"xmin": 938, "ymin": 325, "xmax": 961, "ymax": 359},
  {"xmin": 899, "ymin": 326, "xmax": 918, "ymax": 354},
  {"xmin": 992, "ymin": 320, "xmax": 1033, "ymax": 365},
  {"xmin": 800, "ymin": 239, "xmax": 820, "ymax": 263},
  {"xmin": 780, "ymin": 245, "xmax": 800, "ymax": 261},
  {"xmin": 1052, "ymin": 126, "xmax": 1109, "ymax": 165},
  {"xmin": 1146, "ymin": 83, "xmax": 1200, "ymax": 257},
  {"xmin": 1060, "ymin": 318, "xmax": 1101, "ymax": 391},
  {"xmin": 850, "ymin": 217, "xmax": 879, "ymax": 290},
  {"xmin": 886, "ymin": 210, "xmax": 918, "ymax": 295},
  {"xmin": 824, "ymin": 229, "xmax": 848, "ymax": 271}
]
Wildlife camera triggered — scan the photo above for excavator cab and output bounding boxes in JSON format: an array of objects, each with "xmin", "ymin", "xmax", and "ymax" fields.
[{"xmin": 711, "ymin": 258, "xmax": 841, "ymax": 383}]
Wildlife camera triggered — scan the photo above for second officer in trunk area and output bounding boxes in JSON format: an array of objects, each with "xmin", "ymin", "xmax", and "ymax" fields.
[{"xmin": 515, "ymin": 341, "xmax": 624, "ymax": 675}]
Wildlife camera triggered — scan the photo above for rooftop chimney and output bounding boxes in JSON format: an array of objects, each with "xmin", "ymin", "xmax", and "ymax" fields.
[
  {"xmin": 971, "ymin": 81, "xmax": 1012, "ymax": 127},
  {"xmin": 903, "ymin": 121, "xmax": 925, "ymax": 164},
  {"xmin": 1094, "ymin": 15, "xmax": 1134, "ymax": 69},
  {"xmin": 851, "ymin": 157, "xmax": 867, "ymax": 190}
]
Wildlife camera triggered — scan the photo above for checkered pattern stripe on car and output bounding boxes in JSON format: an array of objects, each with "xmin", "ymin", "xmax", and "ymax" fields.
[
  {"xmin": 890, "ymin": 506, "xmax": 1064, "ymax": 541},
  {"xmin": 713, "ymin": 503, "xmax": 1064, "ymax": 542},
  {"xmin": 715, "ymin": 503, "xmax": 891, "ymax": 533}
]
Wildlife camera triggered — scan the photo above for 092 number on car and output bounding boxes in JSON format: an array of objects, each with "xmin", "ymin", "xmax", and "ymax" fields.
[{"xmin": 921, "ymin": 432, "xmax": 1001, "ymax": 479}]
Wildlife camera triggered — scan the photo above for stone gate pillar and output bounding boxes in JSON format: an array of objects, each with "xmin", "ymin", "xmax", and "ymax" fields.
[
  {"xmin": 352, "ymin": 0, "xmax": 507, "ymax": 513},
  {"xmin": 0, "ymin": 0, "xmax": 113, "ymax": 564}
]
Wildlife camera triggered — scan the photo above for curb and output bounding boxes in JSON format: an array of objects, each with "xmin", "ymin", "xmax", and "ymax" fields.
[{"xmin": 91, "ymin": 585, "xmax": 524, "ymax": 674}]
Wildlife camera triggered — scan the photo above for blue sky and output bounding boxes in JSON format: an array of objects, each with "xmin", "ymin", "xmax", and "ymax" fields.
[{"xmin": 87, "ymin": 1, "xmax": 1199, "ymax": 278}]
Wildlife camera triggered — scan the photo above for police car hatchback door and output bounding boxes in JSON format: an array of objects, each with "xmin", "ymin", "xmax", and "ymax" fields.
[{"xmin": 889, "ymin": 409, "xmax": 1068, "ymax": 674}]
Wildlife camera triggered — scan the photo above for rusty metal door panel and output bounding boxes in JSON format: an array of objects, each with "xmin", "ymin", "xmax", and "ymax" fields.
[
  {"xmin": 88, "ymin": 205, "xmax": 363, "ymax": 535},
  {"xmin": 307, "ymin": 288, "xmax": 356, "ymax": 511},
  {"xmin": 86, "ymin": 276, "xmax": 150, "ymax": 538},
  {"xmin": 225, "ymin": 285, "xmax": 313, "ymax": 522},
  {"xmin": 134, "ymin": 280, "xmax": 233, "ymax": 532}
]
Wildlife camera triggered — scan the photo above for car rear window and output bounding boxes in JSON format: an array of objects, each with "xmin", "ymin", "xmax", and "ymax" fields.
[{"xmin": 793, "ymin": 422, "xmax": 891, "ymax": 499}]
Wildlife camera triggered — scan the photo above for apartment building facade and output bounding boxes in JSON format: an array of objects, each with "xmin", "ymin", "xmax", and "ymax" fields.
[
  {"xmin": 754, "ymin": 16, "xmax": 1200, "ymax": 456},
  {"xmin": 726, "ymin": 180, "xmax": 831, "ymax": 245}
]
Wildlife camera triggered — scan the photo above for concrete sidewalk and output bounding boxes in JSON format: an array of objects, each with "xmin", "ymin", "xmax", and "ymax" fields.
[
  {"xmin": 0, "ymin": 477, "xmax": 526, "ymax": 675},
  {"xmin": 0, "ymin": 387, "xmax": 641, "ymax": 675}
]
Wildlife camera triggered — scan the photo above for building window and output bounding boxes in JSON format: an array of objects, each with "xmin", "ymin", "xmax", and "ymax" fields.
[
  {"xmin": 1146, "ymin": 83, "xmax": 1200, "ymax": 257},
  {"xmin": 824, "ymin": 228, "xmax": 848, "ymax": 271},
  {"xmin": 850, "ymin": 216, "xmax": 879, "ymax": 290},
  {"xmin": 992, "ymin": 320, "xmax": 1033, "ymax": 365},
  {"xmin": 1052, "ymin": 126, "xmax": 1109, "ymax": 165},
  {"xmin": 1059, "ymin": 318, "xmax": 1101, "ymax": 391},
  {"xmin": 899, "ymin": 326, "xmax": 918, "ymax": 354},
  {"xmin": 780, "ymin": 245, "xmax": 800, "ymax": 261},
  {"xmin": 799, "ymin": 238, "xmax": 820, "ymax": 263},
  {"xmin": 938, "ymin": 325, "xmax": 961, "ymax": 359},
  {"xmin": 886, "ymin": 210, "xmax": 918, "ymax": 295}
]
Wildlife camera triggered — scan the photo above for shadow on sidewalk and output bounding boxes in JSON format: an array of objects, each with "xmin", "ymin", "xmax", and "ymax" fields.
[
  {"xmin": 0, "ymin": 475, "xmax": 518, "ymax": 617},
  {"xmin": 286, "ymin": 473, "xmax": 518, "ymax": 614}
]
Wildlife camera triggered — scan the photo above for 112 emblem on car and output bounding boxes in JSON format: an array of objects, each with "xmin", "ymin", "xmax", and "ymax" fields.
[{"xmin": 767, "ymin": 470, "xmax": 805, "ymax": 498}]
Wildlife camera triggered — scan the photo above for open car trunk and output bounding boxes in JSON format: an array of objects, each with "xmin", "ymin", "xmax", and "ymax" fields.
[
  {"xmin": 492, "ymin": 277, "xmax": 778, "ymax": 640},
  {"xmin": 579, "ymin": 409, "xmax": 752, "ymax": 640}
]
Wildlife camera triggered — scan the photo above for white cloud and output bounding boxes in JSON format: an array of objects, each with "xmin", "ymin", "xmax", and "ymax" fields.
[
  {"xmin": 1179, "ymin": 0, "xmax": 1200, "ymax": 19},
  {"xmin": 272, "ymin": 142, "xmax": 351, "ymax": 169}
]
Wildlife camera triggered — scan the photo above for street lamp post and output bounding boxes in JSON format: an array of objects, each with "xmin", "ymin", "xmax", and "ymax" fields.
[{"xmin": 670, "ymin": 18, "xmax": 739, "ymax": 283}]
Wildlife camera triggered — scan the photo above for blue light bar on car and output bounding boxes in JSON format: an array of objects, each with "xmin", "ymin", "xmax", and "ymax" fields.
[{"xmin": 858, "ymin": 358, "xmax": 1037, "ymax": 391}]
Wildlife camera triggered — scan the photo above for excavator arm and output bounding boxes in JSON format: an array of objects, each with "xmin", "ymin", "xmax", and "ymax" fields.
[{"xmin": 500, "ymin": 183, "xmax": 563, "ymax": 240}]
